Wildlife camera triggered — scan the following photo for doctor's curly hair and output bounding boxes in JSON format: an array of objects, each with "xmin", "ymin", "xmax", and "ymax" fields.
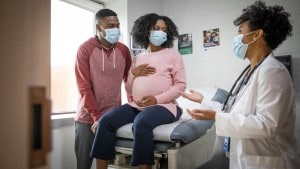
[
  {"xmin": 234, "ymin": 1, "xmax": 293, "ymax": 50},
  {"xmin": 130, "ymin": 13, "xmax": 179, "ymax": 49}
]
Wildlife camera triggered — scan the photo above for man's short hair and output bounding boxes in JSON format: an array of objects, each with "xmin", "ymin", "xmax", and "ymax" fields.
[{"xmin": 96, "ymin": 8, "xmax": 117, "ymax": 23}]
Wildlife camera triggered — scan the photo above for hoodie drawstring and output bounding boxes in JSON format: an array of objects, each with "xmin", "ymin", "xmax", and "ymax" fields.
[
  {"xmin": 101, "ymin": 48, "xmax": 105, "ymax": 71},
  {"xmin": 101, "ymin": 48, "xmax": 116, "ymax": 72},
  {"xmin": 113, "ymin": 48, "xmax": 116, "ymax": 69}
]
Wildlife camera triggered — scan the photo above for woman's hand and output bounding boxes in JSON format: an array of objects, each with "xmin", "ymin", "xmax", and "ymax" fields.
[
  {"xmin": 187, "ymin": 108, "xmax": 216, "ymax": 121},
  {"xmin": 136, "ymin": 95, "xmax": 157, "ymax": 107},
  {"xmin": 180, "ymin": 89, "xmax": 203, "ymax": 103},
  {"xmin": 131, "ymin": 64, "xmax": 156, "ymax": 77}
]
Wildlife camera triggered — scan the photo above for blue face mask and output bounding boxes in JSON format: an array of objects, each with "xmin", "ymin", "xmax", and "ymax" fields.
[
  {"xmin": 232, "ymin": 31, "xmax": 255, "ymax": 60},
  {"xmin": 149, "ymin": 30, "xmax": 167, "ymax": 46},
  {"xmin": 104, "ymin": 28, "xmax": 120, "ymax": 44}
]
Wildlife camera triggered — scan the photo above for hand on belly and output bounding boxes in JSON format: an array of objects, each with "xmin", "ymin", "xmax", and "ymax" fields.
[{"xmin": 136, "ymin": 95, "xmax": 157, "ymax": 107}]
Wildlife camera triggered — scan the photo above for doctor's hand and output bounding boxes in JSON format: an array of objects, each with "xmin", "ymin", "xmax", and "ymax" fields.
[
  {"xmin": 131, "ymin": 64, "xmax": 156, "ymax": 77},
  {"xmin": 187, "ymin": 108, "xmax": 216, "ymax": 121},
  {"xmin": 136, "ymin": 95, "xmax": 157, "ymax": 107},
  {"xmin": 180, "ymin": 89, "xmax": 203, "ymax": 103}
]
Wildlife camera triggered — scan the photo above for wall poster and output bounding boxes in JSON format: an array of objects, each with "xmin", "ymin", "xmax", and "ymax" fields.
[
  {"xmin": 178, "ymin": 33, "xmax": 193, "ymax": 55},
  {"xmin": 203, "ymin": 28, "xmax": 220, "ymax": 50}
]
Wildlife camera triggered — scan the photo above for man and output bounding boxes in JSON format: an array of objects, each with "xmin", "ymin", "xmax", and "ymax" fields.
[{"xmin": 74, "ymin": 8, "xmax": 131, "ymax": 169}]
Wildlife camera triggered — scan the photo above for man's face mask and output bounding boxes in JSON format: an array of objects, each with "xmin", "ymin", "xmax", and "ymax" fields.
[
  {"xmin": 103, "ymin": 28, "xmax": 120, "ymax": 44},
  {"xmin": 232, "ymin": 31, "xmax": 256, "ymax": 60},
  {"xmin": 149, "ymin": 30, "xmax": 167, "ymax": 46}
]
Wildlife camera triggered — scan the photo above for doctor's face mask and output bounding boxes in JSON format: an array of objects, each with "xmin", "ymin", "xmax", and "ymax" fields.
[{"xmin": 232, "ymin": 31, "xmax": 256, "ymax": 60}]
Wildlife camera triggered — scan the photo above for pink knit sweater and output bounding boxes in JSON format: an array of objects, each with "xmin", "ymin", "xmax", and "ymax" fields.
[
  {"xmin": 126, "ymin": 48, "xmax": 186, "ymax": 116},
  {"xmin": 74, "ymin": 37, "xmax": 131, "ymax": 124}
]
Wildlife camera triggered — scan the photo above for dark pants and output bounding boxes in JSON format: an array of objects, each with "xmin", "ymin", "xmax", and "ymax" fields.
[
  {"xmin": 90, "ymin": 104, "xmax": 181, "ymax": 166},
  {"xmin": 198, "ymin": 136, "xmax": 229, "ymax": 169},
  {"xmin": 75, "ymin": 121, "xmax": 95, "ymax": 169}
]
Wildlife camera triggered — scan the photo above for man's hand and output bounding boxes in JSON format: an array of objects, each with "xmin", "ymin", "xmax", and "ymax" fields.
[{"xmin": 91, "ymin": 121, "xmax": 98, "ymax": 134}]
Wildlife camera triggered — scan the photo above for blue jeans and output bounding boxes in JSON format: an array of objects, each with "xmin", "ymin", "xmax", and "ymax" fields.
[{"xmin": 90, "ymin": 104, "xmax": 181, "ymax": 166}]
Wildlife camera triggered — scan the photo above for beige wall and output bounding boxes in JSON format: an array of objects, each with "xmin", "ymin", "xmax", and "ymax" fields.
[{"xmin": 0, "ymin": 0, "xmax": 51, "ymax": 169}]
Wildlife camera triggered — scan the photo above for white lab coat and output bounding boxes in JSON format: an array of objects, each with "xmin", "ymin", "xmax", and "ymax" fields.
[{"xmin": 206, "ymin": 55, "xmax": 299, "ymax": 169}]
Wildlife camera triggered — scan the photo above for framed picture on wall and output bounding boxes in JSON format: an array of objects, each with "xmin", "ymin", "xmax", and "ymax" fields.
[
  {"xmin": 203, "ymin": 28, "xmax": 220, "ymax": 50},
  {"xmin": 178, "ymin": 33, "xmax": 193, "ymax": 55},
  {"xmin": 130, "ymin": 36, "xmax": 145, "ymax": 56}
]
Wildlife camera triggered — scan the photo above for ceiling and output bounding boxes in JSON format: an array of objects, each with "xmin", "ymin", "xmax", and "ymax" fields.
[{"xmin": 92, "ymin": 0, "xmax": 115, "ymax": 5}]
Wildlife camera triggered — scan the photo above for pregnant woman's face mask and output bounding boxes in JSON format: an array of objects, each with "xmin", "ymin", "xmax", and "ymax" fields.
[{"xmin": 149, "ymin": 30, "xmax": 167, "ymax": 46}]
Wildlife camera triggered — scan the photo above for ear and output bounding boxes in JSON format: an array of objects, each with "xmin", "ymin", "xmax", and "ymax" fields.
[
  {"xmin": 96, "ymin": 24, "xmax": 101, "ymax": 32},
  {"xmin": 255, "ymin": 29, "xmax": 264, "ymax": 40}
]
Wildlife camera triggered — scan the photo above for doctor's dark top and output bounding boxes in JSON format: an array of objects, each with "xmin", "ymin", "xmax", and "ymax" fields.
[
  {"xmin": 75, "ymin": 36, "xmax": 132, "ymax": 124},
  {"xmin": 125, "ymin": 48, "xmax": 186, "ymax": 116}
]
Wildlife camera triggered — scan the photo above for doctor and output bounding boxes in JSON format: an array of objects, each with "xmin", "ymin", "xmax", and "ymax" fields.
[{"xmin": 181, "ymin": 1, "xmax": 299, "ymax": 169}]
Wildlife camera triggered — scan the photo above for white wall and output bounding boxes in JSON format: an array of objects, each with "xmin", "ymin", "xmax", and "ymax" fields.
[
  {"xmin": 52, "ymin": 125, "xmax": 77, "ymax": 169},
  {"xmin": 127, "ymin": 0, "xmax": 163, "ymax": 36},
  {"xmin": 161, "ymin": 0, "xmax": 300, "ymax": 89}
]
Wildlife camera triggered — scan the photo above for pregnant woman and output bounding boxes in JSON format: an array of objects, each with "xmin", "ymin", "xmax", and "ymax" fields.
[{"xmin": 90, "ymin": 13, "xmax": 186, "ymax": 169}]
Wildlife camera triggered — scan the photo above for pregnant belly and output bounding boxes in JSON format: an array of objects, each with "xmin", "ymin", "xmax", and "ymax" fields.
[{"xmin": 131, "ymin": 76, "xmax": 170, "ymax": 101}]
